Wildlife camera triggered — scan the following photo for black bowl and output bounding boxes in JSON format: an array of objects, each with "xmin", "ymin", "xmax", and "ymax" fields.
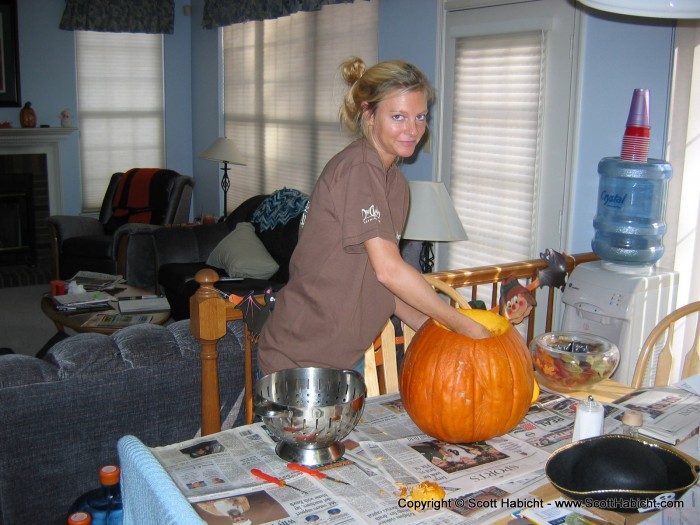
[{"xmin": 545, "ymin": 435, "xmax": 699, "ymax": 512}]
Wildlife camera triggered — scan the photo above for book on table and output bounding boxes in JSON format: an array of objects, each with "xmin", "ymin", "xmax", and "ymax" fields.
[{"xmin": 117, "ymin": 295, "xmax": 170, "ymax": 313}]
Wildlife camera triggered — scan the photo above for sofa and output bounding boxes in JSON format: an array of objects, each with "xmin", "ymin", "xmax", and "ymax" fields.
[
  {"xmin": 126, "ymin": 190, "xmax": 306, "ymax": 320},
  {"xmin": 0, "ymin": 319, "xmax": 249, "ymax": 525}
]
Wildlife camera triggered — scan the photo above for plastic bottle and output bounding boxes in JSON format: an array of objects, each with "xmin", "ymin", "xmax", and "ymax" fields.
[
  {"xmin": 68, "ymin": 512, "xmax": 92, "ymax": 525},
  {"xmin": 591, "ymin": 157, "xmax": 672, "ymax": 265},
  {"xmin": 70, "ymin": 465, "xmax": 123, "ymax": 525},
  {"xmin": 621, "ymin": 410, "xmax": 643, "ymax": 438}
]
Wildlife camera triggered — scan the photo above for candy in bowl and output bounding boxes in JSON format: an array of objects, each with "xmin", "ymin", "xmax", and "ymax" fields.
[{"xmin": 529, "ymin": 332, "xmax": 619, "ymax": 392}]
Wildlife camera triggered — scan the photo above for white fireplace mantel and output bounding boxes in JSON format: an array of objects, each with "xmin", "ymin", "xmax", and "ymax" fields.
[{"xmin": 0, "ymin": 127, "xmax": 77, "ymax": 214}]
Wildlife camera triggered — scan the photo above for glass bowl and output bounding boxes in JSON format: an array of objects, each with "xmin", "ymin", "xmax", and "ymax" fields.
[{"xmin": 529, "ymin": 332, "xmax": 620, "ymax": 392}]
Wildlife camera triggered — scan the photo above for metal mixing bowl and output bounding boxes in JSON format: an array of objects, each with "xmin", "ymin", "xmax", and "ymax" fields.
[{"xmin": 253, "ymin": 367, "xmax": 366, "ymax": 466}]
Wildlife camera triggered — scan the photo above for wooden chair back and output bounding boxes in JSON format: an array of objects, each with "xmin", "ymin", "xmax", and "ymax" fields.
[
  {"xmin": 631, "ymin": 301, "xmax": 700, "ymax": 388},
  {"xmin": 363, "ymin": 275, "xmax": 472, "ymax": 397}
]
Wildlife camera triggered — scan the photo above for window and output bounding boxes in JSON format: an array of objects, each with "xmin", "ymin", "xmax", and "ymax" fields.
[
  {"xmin": 222, "ymin": 0, "xmax": 378, "ymax": 208},
  {"xmin": 437, "ymin": 0, "xmax": 579, "ymax": 270},
  {"xmin": 75, "ymin": 31, "xmax": 165, "ymax": 211}
]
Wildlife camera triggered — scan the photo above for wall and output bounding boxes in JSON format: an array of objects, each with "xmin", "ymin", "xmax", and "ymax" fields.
[
  {"xmin": 1, "ymin": 0, "xmax": 677, "ymax": 254},
  {"xmin": 0, "ymin": 0, "xmax": 195, "ymax": 216}
]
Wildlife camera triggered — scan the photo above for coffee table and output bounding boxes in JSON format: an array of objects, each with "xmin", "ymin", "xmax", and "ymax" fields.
[{"xmin": 41, "ymin": 284, "xmax": 171, "ymax": 335}]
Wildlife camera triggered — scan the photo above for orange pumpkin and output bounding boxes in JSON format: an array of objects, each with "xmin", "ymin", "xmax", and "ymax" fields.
[{"xmin": 399, "ymin": 309, "xmax": 534, "ymax": 443}]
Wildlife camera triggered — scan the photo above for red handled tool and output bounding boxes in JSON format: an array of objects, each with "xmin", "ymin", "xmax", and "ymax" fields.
[
  {"xmin": 287, "ymin": 463, "xmax": 351, "ymax": 485},
  {"xmin": 250, "ymin": 468, "xmax": 308, "ymax": 494}
]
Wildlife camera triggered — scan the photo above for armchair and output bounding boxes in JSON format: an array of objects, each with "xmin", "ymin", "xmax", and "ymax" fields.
[{"xmin": 47, "ymin": 168, "xmax": 194, "ymax": 280}]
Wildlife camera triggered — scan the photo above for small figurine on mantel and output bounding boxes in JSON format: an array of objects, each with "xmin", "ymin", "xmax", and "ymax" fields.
[
  {"xmin": 60, "ymin": 108, "xmax": 72, "ymax": 128},
  {"xmin": 20, "ymin": 102, "xmax": 37, "ymax": 128}
]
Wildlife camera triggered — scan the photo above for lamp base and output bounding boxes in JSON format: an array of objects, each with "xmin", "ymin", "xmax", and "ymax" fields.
[{"xmin": 419, "ymin": 241, "xmax": 435, "ymax": 273}]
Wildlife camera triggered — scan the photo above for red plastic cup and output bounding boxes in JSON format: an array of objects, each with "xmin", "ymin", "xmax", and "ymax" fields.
[{"xmin": 620, "ymin": 88, "xmax": 650, "ymax": 162}]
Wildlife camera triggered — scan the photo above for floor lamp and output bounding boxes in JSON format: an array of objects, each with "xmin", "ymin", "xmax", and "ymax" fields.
[
  {"xmin": 402, "ymin": 181, "xmax": 467, "ymax": 273},
  {"xmin": 199, "ymin": 138, "xmax": 246, "ymax": 217}
]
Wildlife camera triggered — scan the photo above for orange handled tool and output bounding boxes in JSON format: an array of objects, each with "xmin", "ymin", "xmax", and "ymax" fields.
[
  {"xmin": 287, "ymin": 463, "xmax": 351, "ymax": 485},
  {"xmin": 250, "ymin": 468, "xmax": 308, "ymax": 494}
]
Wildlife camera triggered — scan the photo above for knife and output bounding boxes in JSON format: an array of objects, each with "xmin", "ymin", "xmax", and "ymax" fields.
[
  {"xmin": 250, "ymin": 468, "xmax": 308, "ymax": 493},
  {"xmin": 287, "ymin": 463, "xmax": 351, "ymax": 485}
]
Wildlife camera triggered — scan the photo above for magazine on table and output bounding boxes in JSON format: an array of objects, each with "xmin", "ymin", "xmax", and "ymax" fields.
[
  {"xmin": 82, "ymin": 313, "xmax": 154, "ymax": 328},
  {"xmin": 68, "ymin": 271, "xmax": 125, "ymax": 291}
]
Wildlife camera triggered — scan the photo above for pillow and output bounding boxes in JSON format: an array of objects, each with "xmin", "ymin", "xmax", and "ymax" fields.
[{"xmin": 207, "ymin": 222, "xmax": 279, "ymax": 279}]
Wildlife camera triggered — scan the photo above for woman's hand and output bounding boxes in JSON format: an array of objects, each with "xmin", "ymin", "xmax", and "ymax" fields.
[{"xmin": 454, "ymin": 316, "xmax": 492, "ymax": 339}]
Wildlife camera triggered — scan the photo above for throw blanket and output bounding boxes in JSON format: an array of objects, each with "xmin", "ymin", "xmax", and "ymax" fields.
[
  {"xmin": 105, "ymin": 168, "xmax": 177, "ymax": 234},
  {"xmin": 251, "ymin": 188, "xmax": 309, "ymax": 231}
]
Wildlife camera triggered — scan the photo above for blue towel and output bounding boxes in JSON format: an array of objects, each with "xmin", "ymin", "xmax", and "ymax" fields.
[
  {"xmin": 251, "ymin": 188, "xmax": 309, "ymax": 231},
  {"xmin": 118, "ymin": 435, "xmax": 206, "ymax": 525}
]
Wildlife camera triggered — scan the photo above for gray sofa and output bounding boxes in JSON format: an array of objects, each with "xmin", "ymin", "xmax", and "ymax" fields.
[{"xmin": 0, "ymin": 319, "xmax": 249, "ymax": 525}]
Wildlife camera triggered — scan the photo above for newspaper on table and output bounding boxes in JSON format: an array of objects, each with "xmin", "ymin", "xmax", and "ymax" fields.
[
  {"xmin": 149, "ymin": 393, "xmax": 553, "ymax": 525},
  {"xmin": 602, "ymin": 385, "xmax": 700, "ymax": 445}
]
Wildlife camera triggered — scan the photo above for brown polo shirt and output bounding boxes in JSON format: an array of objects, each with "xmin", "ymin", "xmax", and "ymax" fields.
[{"xmin": 258, "ymin": 139, "xmax": 409, "ymax": 374}]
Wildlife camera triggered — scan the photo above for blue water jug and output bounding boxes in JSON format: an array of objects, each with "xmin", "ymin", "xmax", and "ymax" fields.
[{"xmin": 591, "ymin": 157, "xmax": 672, "ymax": 265}]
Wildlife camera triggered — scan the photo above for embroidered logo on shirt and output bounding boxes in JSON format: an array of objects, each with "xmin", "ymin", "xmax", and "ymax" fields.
[
  {"xmin": 300, "ymin": 201, "xmax": 310, "ymax": 228},
  {"xmin": 362, "ymin": 205, "xmax": 381, "ymax": 224}
]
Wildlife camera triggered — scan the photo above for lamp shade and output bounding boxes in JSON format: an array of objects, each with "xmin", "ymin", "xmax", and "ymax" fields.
[
  {"xmin": 199, "ymin": 137, "xmax": 246, "ymax": 165},
  {"xmin": 578, "ymin": 0, "xmax": 700, "ymax": 18},
  {"xmin": 403, "ymin": 181, "xmax": 467, "ymax": 242}
]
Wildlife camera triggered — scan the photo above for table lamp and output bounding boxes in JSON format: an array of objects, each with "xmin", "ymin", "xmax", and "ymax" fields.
[
  {"xmin": 199, "ymin": 137, "xmax": 246, "ymax": 216},
  {"xmin": 402, "ymin": 181, "xmax": 467, "ymax": 273}
]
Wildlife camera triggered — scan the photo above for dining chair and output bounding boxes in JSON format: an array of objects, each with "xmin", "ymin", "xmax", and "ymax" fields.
[
  {"xmin": 631, "ymin": 301, "xmax": 700, "ymax": 388},
  {"xmin": 363, "ymin": 275, "xmax": 470, "ymax": 397},
  {"xmin": 117, "ymin": 435, "xmax": 206, "ymax": 525}
]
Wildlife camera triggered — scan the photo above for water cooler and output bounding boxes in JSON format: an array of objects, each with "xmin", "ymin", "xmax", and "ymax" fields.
[
  {"xmin": 562, "ymin": 88, "xmax": 679, "ymax": 387},
  {"xmin": 561, "ymin": 261, "xmax": 678, "ymax": 386}
]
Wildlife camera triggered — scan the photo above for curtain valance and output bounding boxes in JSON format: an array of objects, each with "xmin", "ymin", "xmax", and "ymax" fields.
[
  {"xmin": 60, "ymin": 0, "xmax": 175, "ymax": 34},
  {"xmin": 202, "ymin": 0, "xmax": 367, "ymax": 29}
]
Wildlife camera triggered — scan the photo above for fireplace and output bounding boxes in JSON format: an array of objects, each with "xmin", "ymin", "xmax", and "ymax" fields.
[
  {"xmin": 0, "ymin": 127, "xmax": 76, "ymax": 287},
  {"xmin": 0, "ymin": 173, "xmax": 37, "ymax": 266}
]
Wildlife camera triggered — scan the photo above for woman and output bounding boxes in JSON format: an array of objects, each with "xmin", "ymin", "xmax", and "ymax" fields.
[{"xmin": 257, "ymin": 57, "xmax": 490, "ymax": 375}]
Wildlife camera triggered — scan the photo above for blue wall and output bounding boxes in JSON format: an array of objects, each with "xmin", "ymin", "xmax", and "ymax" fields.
[{"xmin": 1, "ymin": 0, "xmax": 676, "ymax": 253}]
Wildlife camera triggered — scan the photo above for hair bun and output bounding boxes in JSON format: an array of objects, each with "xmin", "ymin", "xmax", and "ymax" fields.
[{"xmin": 341, "ymin": 57, "xmax": 366, "ymax": 86}]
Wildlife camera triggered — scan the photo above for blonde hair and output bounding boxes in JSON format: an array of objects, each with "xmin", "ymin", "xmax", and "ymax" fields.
[{"xmin": 339, "ymin": 57, "xmax": 433, "ymax": 137}]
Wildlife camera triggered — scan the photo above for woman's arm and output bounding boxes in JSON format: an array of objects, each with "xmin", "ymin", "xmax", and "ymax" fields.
[{"xmin": 365, "ymin": 237, "xmax": 491, "ymax": 339}]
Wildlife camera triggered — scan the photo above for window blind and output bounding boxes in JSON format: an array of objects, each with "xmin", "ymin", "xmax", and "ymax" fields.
[
  {"xmin": 447, "ymin": 31, "xmax": 545, "ymax": 271},
  {"xmin": 222, "ymin": 0, "xmax": 378, "ymax": 208},
  {"xmin": 75, "ymin": 31, "xmax": 165, "ymax": 211}
]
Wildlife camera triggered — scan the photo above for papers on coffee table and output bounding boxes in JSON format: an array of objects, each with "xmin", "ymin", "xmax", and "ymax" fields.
[
  {"xmin": 53, "ymin": 291, "xmax": 115, "ymax": 311},
  {"xmin": 68, "ymin": 271, "xmax": 125, "ymax": 291},
  {"xmin": 117, "ymin": 295, "xmax": 170, "ymax": 313}
]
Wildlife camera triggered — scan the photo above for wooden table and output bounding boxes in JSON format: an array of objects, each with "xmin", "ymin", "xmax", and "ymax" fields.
[{"xmin": 41, "ymin": 284, "xmax": 171, "ymax": 335}]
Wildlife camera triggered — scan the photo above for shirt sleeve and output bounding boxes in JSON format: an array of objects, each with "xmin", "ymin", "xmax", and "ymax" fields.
[{"xmin": 338, "ymin": 161, "xmax": 398, "ymax": 253}]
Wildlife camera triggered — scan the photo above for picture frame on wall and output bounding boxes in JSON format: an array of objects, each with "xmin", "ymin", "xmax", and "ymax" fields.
[{"xmin": 0, "ymin": 0, "xmax": 21, "ymax": 107}]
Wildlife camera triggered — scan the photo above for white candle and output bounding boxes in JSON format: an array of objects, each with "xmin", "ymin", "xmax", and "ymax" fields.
[{"xmin": 572, "ymin": 395, "xmax": 604, "ymax": 441}]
